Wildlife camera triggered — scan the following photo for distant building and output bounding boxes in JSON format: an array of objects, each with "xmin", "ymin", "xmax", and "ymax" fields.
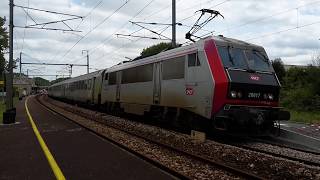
[
  {"xmin": 283, "ymin": 64, "xmax": 309, "ymax": 71},
  {"xmin": 13, "ymin": 75, "xmax": 35, "ymax": 97}
]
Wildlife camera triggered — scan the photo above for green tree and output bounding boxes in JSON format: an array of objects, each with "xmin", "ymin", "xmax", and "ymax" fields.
[
  {"xmin": 51, "ymin": 77, "xmax": 70, "ymax": 85},
  {"xmin": 140, "ymin": 42, "xmax": 173, "ymax": 59},
  {"xmin": 271, "ymin": 58, "xmax": 286, "ymax": 83},
  {"xmin": 0, "ymin": 17, "xmax": 8, "ymax": 79},
  {"xmin": 33, "ymin": 77, "xmax": 50, "ymax": 86},
  {"xmin": 281, "ymin": 66, "xmax": 320, "ymax": 111}
]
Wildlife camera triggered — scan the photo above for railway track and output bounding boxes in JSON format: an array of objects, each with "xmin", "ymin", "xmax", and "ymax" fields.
[
  {"xmin": 253, "ymin": 136, "xmax": 320, "ymax": 155},
  {"xmin": 37, "ymin": 95, "xmax": 320, "ymax": 179},
  {"xmin": 232, "ymin": 140, "xmax": 320, "ymax": 167},
  {"xmin": 36, "ymin": 95, "xmax": 262, "ymax": 180}
]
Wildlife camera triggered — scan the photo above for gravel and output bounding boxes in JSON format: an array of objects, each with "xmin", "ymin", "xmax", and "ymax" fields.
[
  {"xmin": 41, "ymin": 95, "xmax": 320, "ymax": 180},
  {"xmin": 237, "ymin": 141, "xmax": 320, "ymax": 165}
]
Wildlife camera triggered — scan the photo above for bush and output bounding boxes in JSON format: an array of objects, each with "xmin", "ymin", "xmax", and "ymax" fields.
[
  {"xmin": 281, "ymin": 66, "xmax": 320, "ymax": 112},
  {"xmin": 271, "ymin": 58, "xmax": 286, "ymax": 83}
]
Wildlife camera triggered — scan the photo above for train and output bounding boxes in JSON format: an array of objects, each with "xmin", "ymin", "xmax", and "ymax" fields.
[{"xmin": 48, "ymin": 35, "xmax": 290, "ymax": 134}]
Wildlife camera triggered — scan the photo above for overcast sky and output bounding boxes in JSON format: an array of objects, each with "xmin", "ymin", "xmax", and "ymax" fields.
[{"xmin": 1, "ymin": 0, "xmax": 320, "ymax": 80}]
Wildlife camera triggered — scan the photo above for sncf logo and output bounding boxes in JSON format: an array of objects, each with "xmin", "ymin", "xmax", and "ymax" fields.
[{"xmin": 250, "ymin": 75, "xmax": 260, "ymax": 81}]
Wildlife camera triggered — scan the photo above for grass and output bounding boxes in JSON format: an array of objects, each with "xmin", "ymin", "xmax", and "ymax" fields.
[
  {"xmin": 288, "ymin": 110, "xmax": 320, "ymax": 124},
  {"xmin": 0, "ymin": 97, "xmax": 19, "ymax": 124},
  {"xmin": 0, "ymin": 100, "xmax": 5, "ymax": 124}
]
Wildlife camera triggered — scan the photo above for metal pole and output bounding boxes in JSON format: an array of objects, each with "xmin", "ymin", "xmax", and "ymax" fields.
[
  {"xmin": 26, "ymin": 69, "xmax": 28, "ymax": 77},
  {"xmin": 82, "ymin": 50, "xmax": 89, "ymax": 74},
  {"xmin": 19, "ymin": 51, "xmax": 21, "ymax": 75},
  {"xmin": 87, "ymin": 52, "xmax": 89, "ymax": 74},
  {"xmin": 6, "ymin": 0, "xmax": 14, "ymax": 110},
  {"xmin": 172, "ymin": 0, "xmax": 176, "ymax": 48},
  {"xmin": 69, "ymin": 65, "xmax": 73, "ymax": 77}
]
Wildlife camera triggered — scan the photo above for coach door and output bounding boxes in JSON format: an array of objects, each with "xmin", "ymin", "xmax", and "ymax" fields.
[
  {"xmin": 153, "ymin": 62, "xmax": 161, "ymax": 104},
  {"xmin": 186, "ymin": 52, "xmax": 201, "ymax": 102},
  {"xmin": 116, "ymin": 71, "xmax": 121, "ymax": 101},
  {"xmin": 91, "ymin": 78, "xmax": 95, "ymax": 103}
]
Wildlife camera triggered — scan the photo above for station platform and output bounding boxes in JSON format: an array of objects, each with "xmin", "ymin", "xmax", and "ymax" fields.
[
  {"xmin": 0, "ymin": 96, "xmax": 175, "ymax": 180},
  {"xmin": 280, "ymin": 121, "xmax": 320, "ymax": 140}
]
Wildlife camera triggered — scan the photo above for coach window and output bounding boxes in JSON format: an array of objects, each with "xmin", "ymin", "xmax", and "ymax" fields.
[
  {"xmin": 109, "ymin": 72, "xmax": 117, "ymax": 85},
  {"xmin": 104, "ymin": 73, "xmax": 109, "ymax": 81},
  {"xmin": 162, "ymin": 56, "xmax": 185, "ymax": 80},
  {"xmin": 188, "ymin": 53, "xmax": 200, "ymax": 67},
  {"xmin": 84, "ymin": 81, "xmax": 87, "ymax": 89},
  {"xmin": 88, "ymin": 79, "xmax": 91, "ymax": 89},
  {"xmin": 122, "ymin": 64, "xmax": 153, "ymax": 84}
]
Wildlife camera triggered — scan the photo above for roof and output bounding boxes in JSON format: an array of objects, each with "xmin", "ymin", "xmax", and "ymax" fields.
[
  {"xmin": 51, "ymin": 70, "xmax": 103, "ymax": 87},
  {"xmin": 50, "ymin": 35, "xmax": 266, "ymax": 87}
]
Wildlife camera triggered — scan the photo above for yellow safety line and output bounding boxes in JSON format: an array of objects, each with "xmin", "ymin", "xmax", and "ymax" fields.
[{"xmin": 25, "ymin": 97, "xmax": 66, "ymax": 180}]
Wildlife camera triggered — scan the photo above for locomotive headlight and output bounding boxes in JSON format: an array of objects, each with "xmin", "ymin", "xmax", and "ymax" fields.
[
  {"xmin": 230, "ymin": 91, "xmax": 237, "ymax": 98},
  {"xmin": 237, "ymin": 92, "xmax": 242, "ymax": 98},
  {"xmin": 263, "ymin": 93, "xmax": 268, "ymax": 99},
  {"xmin": 268, "ymin": 93, "xmax": 274, "ymax": 100}
]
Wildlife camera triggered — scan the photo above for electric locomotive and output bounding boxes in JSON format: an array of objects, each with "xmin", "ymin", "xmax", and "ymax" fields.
[{"xmin": 206, "ymin": 35, "xmax": 290, "ymax": 133}]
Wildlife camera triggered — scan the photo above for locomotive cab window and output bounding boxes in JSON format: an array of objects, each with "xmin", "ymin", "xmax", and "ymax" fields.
[
  {"xmin": 217, "ymin": 46, "xmax": 247, "ymax": 70},
  {"xmin": 188, "ymin": 53, "xmax": 200, "ymax": 67},
  {"xmin": 104, "ymin": 73, "xmax": 109, "ymax": 80},
  {"xmin": 245, "ymin": 50, "xmax": 271, "ymax": 72}
]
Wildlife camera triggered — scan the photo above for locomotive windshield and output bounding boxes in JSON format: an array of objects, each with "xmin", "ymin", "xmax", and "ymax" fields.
[{"xmin": 217, "ymin": 46, "xmax": 272, "ymax": 72}]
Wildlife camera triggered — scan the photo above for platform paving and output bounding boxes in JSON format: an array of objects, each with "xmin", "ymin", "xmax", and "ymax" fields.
[
  {"xmin": 280, "ymin": 121, "xmax": 320, "ymax": 140},
  {"xmin": 0, "ymin": 97, "xmax": 55, "ymax": 179},
  {"xmin": 0, "ymin": 96, "xmax": 176, "ymax": 180}
]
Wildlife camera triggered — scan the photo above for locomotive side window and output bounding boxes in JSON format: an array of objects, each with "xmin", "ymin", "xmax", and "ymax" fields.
[
  {"xmin": 105, "ymin": 73, "xmax": 109, "ymax": 80},
  {"xmin": 188, "ymin": 53, "xmax": 200, "ymax": 67},
  {"xmin": 109, "ymin": 72, "xmax": 117, "ymax": 85},
  {"xmin": 122, "ymin": 64, "xmax": 153, "ymax": 84},
  {"xmin": 162, "ymin": 56, "xmax": 185, "ymax": 80}
]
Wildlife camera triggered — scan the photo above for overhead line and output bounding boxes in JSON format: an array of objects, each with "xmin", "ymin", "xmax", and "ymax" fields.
[
  {"xmin": 246, "ymin": 20, "xmax": 320, "ymax": 41},
  {"xmin": 21, "ymin": 0, "xmax": 30, "ymax": 53},
  {"xmin": 84, "ymin": 0, "xmax": 103, "ymax": 18},
  {"xmin": 92, "ymin": 25, "xmax": 169, "ymax": 64},
  {"xmin": 86, "ymin": 0, "xmax": 156, "ymax": 55},
  {"xmin": 15, "ymin": 26, "xmax": 82, "ymax": 32},
  {"xmin": 215, "ymin": 0, "xmax": 320, "ymax": 35},
  {"xmin": 58, "ymin": 0, "xmax": 130, "ymax": 61},
  {"xmin": 47, "ymin": 0, "xmax": 103, "ymax": 63},
  {"xmin": 181, "ymin": 1, "xmax": 320, "ymax": 46},
  {"xmin": 15, "ymin": 4, "xmax": 83, "ymax": 18},
  {"xmin": 27, "ymin": 17, "xmax": 81, "ymax": 27}
]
